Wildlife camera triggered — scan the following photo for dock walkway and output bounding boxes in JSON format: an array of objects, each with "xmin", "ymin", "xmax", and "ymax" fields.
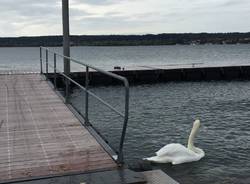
[{"xmin": 0, "ymin": 74, "xmax": 116, "ymax": 182}]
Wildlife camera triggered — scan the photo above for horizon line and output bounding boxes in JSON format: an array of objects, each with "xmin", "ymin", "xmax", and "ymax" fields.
[{"xmin": 1, "ymin": 32, "xmax": 250, "ymax": 39}]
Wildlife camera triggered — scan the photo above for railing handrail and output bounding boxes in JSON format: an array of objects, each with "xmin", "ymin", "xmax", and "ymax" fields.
[
  {"xmin": 40, "ymin": 46, "xmax": 129, "ymax": 164},
  {"xmin": 40, "ymin": 46, "xmax": 128, "ymax": 84},
  {"xmin": 53, "ymin": 67, "xmax": 126, "ymax": 117}
]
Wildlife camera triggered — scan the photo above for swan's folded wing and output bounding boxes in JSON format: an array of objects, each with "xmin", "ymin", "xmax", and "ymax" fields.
[
  {"xmin": 144, "ymin": 156, "xmax": 171, "ymax": 163},
  {"xmin": 156, "ymin": 143, "xmax": 186, "ymax": 156}
]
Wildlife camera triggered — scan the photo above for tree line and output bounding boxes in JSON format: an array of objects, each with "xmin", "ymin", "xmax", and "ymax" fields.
[{"xmin": 1, "ymin": 32, "xmax": 250, "ymax": 47}]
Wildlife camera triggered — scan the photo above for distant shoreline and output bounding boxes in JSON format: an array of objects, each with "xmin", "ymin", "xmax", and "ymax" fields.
[
  {"xmin": 1, "ymin": 32, "xmax": 250, "ymax": 47},
  {"xmin": 0, "ymin": 43, "xmax": 249, "ymax": 48}
]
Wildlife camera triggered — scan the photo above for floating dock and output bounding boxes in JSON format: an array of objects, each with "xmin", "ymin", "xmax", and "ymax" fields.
[{"xmin": 47, "ymin": 65, "xmax": 250, "ymax": 87}]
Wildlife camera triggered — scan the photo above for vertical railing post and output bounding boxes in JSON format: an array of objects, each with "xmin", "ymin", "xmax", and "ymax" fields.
[
  {"xmin": 117, "ymin": 80, "xmax": 129, "ymax": 165},
  {"xmin": 85, "ymin": 66, "xmax": 89, "ymax": 125},
  {"xmin": 54, "ymin": 53, "xmax": 57, "ymax": 89},
  {"xmin": 64, "ymin": 57, "xmax": 70, "ymax": 104},
  {"xmin": 40, "ymin": 47, "xmax": 43, "ymax": 74},
  {"xmin": 65, "ymin": 79, "xmax": 70, "ymax": 103},
  {"xmin": 46, "ymin": 49, "xmax": 48, "ymax": 80}
]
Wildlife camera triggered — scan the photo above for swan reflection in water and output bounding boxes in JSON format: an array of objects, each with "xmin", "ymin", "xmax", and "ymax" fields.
[{"xmin": 144, "ymin": 119, "xmax": 205, "ymax": 165}]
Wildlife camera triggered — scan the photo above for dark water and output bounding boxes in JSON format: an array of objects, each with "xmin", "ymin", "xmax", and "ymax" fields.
[{"xmin": 70, "ymin": 81, "xmax": 250, "ymax": 184}]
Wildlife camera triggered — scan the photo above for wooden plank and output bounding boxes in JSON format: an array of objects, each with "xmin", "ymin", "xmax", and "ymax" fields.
[
  {"xmin": 0, "ymin": 74, "xmax": 117, "ymax": 182},
  {"xmin": 142, "ymin": 170, "xmax": 179, "ymax": 184}
]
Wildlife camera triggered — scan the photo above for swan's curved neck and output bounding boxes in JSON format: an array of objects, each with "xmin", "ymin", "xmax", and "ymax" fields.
[{"xmin": 187, "ymin": 121, "xmax": 200, "ymax": 151}]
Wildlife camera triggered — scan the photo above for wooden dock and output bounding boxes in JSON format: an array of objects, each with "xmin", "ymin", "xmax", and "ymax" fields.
[{"xmin": 0, "ymin": 74, "xmax": 117, "ymax": 182}]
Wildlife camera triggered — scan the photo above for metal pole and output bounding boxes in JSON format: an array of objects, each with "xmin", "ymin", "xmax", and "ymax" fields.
[
  {"xmin": 62, "ymin": 0, "xmax": 70, "ymax": 102},
  {"xmin": 85, "ymin": 66, "xmax": 89, "ymax": 125},
  {"xmin": 40, "ymin": 47, "xmax": 43, "ymax": 74},
  {"xmin": 46, "ymin": 49, "xmax": 48, "ymax": 79},
  {"xmin": 62, "ymin": 0, "xmax": 70, "ymax": 74},
  {"xmin": 54, "ymin": 53, "xmax": 57, "ymax": 89}
]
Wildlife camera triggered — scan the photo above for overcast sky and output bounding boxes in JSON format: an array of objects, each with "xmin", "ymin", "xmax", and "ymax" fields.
[{"xmin": 0, "ymin": 0, "xmax": 250, "ymax": 37}]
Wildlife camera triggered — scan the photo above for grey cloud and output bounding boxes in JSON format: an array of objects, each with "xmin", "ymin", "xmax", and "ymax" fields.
[
  {"xmin": 1, "ymin": 0, "xmax": 250, "ymax": 36},
  {"xmin": 219, "ymin": 0, "xmax": 250, "ymax": 7},
  {"xmin": 70, "ymin": 8, "xmax": 94, "ymax": 17},
  {"xmin": 72, "ymin": 0, "xmax": 115, "ymax": 5},
  {"xmin": 72, "ymin": 0, "xmax": 137, "ymax": 6},
  {"xmin": 0, "ymin": 0, "xmax": 60, "ymax": 17},
  {"xmin": 0, "ymin": 0, "xmax": 62, "ymax": 36},
  {"xmin": 70, "ymin": 13, "xmax": 164, "ymax": 35}
]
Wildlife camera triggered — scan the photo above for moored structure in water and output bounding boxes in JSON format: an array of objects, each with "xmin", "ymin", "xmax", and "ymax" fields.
[{"xmin": 46, "ymin": 64, "xmax": 250, "ymax": 87}]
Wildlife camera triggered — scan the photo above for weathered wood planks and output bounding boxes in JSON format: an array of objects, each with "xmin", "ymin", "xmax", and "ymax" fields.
[{"xmin": 0, "ymin": 74, "xmax": 116, "ymax": 182}]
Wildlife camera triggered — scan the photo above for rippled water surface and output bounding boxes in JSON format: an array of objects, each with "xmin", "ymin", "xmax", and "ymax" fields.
[
  {"xmin": 1, "ymin": 44, "xmax": 250, "ymax": 71},
  {"xmin": 71, "ymin": 81, "xmax": 250, "ymax": 184},
  {"xmin": 1, "ymin": 45, "xmax": 250, "ymax": 183}
]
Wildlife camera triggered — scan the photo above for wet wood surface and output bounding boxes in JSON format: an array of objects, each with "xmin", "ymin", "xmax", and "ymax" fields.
[{"xmin": 0, "ymin": 74, "xmax": 116, "ymax": 182}]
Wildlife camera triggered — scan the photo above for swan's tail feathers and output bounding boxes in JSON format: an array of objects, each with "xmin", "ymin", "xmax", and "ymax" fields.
[
  {"xmin": 143, "ymin": 156, "xmax": 164, "ymax": 163},
  {"xmin": 143, "ymin": 156, "xmax": 158, "ymax": 162}
]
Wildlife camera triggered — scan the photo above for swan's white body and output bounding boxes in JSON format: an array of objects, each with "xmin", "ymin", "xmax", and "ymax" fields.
[{"xmin": 144, "ymin": 120, "xmax": 205, "ymax": 165}]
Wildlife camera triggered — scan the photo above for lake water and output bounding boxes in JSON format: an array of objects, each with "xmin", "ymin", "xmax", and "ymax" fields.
[
  {"xmin": 1, "ymin": 45, "xmax": 250, "ymax": 183},
  {"xmin": 70, "ymin": 82, "xmax": 250, "ymax": 184},
  {"xmin": 1, "ymin": 44, "xmax": 250, "ymax": 71}
]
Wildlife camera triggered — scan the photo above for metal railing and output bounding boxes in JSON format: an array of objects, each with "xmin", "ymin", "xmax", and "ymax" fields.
[{"xmin": 40, "ymin": 47, "xmax": 129, "ymax": 164}]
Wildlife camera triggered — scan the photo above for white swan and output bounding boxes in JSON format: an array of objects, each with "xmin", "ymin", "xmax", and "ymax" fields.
[{"xmin": 144, "ymin": 119, "xmax": 205, "ymax": 165}]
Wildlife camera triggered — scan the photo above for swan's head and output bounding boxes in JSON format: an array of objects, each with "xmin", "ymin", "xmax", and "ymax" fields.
[{"xmin": 192, "ymin": 119, "xmax": 200, "ymax": 130}]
